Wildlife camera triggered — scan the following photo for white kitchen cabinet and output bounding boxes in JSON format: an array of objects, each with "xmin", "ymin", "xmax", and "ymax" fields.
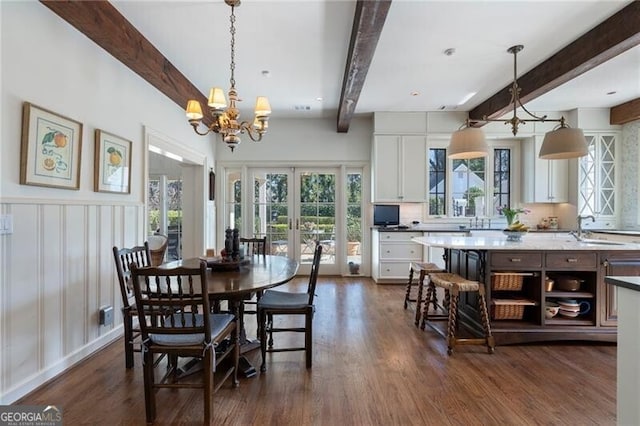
[
  {"xmin": 521, "ymin": 135, "xmax": 568, "ymax": 203},
  {"xmin": 372, "ymin": 135, "xmax": 427, "ymax": 202},
  {"xmin": 372, "ymin": 230, "xmax": 423, "ymax": 283}
]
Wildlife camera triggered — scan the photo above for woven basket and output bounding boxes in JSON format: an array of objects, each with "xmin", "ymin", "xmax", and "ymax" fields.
[
  {"xmin": 491, "ymin": 299, "xmax": 536, "ymax": 320},
  {"xmin": 491, "ymin": 273, "xmax": 525, "ymax": 291},
  {"xmin": 492, "ymin": 304, "xmax": 525, "ymax": 320}
]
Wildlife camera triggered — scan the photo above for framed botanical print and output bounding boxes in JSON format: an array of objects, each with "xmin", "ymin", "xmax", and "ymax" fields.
[
  {"xmin": 20, "ymin": 102, "xmax": 83, "ymax": 190},
  {"xmin": 94, "ymin": 129, "xmax": 132, "ymax": 194}
]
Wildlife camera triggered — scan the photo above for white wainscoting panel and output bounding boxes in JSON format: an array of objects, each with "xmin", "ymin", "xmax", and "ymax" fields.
[{"xmin": 0, "ymin": 201, "xmax": 143, "ymax": 403}]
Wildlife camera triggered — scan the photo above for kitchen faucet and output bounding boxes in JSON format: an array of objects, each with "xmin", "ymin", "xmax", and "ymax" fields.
[{"xmin": 571, "ymin": 215, "xmax": 595, "ymax": 240}]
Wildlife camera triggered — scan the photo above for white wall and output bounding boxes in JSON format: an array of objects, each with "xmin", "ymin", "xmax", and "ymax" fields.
[
  {"xmin": 0, "ymin": 2, "xmax": 214, "ymax": 403},
  {"xmin": 215, "ymin": 116, "xmax": 372, "ymax": 163}
]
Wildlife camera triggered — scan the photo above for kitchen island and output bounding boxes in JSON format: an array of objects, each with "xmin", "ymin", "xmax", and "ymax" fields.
[{"xmin": 413, "ymin": 234, "xmax": 640, "ymax": 344}]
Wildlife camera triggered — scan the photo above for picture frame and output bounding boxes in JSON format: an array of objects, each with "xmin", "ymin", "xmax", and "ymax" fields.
[
  {"xmin": 94, "ymin": 129, "xmax": 132, "ymax": 194},
  {"xmin": 20, "ymin": 102, "xmax": 83, "ymax": 190}
]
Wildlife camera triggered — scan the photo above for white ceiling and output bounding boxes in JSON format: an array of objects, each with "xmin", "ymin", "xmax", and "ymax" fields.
[{"xmin": 112, "ymin": 0, "xmax": 640, "ymax": 121}]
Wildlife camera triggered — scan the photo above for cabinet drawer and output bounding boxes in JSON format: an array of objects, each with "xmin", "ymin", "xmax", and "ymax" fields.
[
  {"xmin": 379, "ymin": 243, "xmax": 422, "ymax": 260},
  {"xmin": 378, "ymin": 232, "xmax": 422, "ymax": 242},
  {"xmin": 490, "ymin": 252, "xmax": 542, "ymax": 268},
  {"xmin": 378, "ymin": 262, "xmax": 411, "ymax": 278},
  {"xmin": 546, "ymin": 252, "xmax": 597, "ymax": 269}
]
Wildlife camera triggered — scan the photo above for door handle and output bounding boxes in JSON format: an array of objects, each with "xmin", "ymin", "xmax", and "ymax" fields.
[
  {"xmin": 295, "ymin": 218, "xmax": 299, "ymax": 230},
  {"xmin": 288, "ymin": 218, "xmax": 292, "ymax": 230}
]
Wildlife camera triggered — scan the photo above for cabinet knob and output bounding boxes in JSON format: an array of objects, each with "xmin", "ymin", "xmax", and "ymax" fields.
[{"xmin": 386, "ymin": 250, "xmax": 390, "ymax": 253}]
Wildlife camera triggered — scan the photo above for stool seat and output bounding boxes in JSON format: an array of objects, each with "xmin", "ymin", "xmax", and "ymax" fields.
[
  {"xmin": 421, "ymin": 272, "xmax": 495, "ymax": 355},
  {"xmin": 404, "ymin": 262, "xmax": 445, "ymax": 327},
  {"xmin": 430, "ymin": 273, "xmax": 480, "ymax": 292}
]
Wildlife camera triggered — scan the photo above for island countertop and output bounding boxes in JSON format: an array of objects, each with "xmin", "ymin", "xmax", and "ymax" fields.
[{"xmin": 412, "ymin": 235, "xmax": 640, "ymax": 251}]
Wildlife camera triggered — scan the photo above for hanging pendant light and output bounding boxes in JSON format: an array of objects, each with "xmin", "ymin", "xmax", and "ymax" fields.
[
  {"xmin": 449, "ymin": 45, "xmax": 588, "ymax": 160},
  {"xmin": 448, "ymin": 122, "xmax": 489, "ymax": 159}
]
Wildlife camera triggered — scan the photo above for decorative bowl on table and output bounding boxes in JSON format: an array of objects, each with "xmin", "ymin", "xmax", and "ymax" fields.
[
  {"xmin": 199, "ymin": 256, "xmax": 250, "ymax": 271},
  {"xmin": 503, "ymin": 230, "xmax": 527, "ymax": 242}
]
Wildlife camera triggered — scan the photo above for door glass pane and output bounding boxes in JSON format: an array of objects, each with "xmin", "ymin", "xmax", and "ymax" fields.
[
  {"xmin": 166, "ymin": 179, "xmax": 182, "ymax": 260},
  {"xmin": 225, "ymin": 169, "xmax": 242, "ymax": 233},
  {"xmin": 148, "ymin": 178, "xmax": 160, "ymax": 234},
  {"xmin": 299, "ymin": 172, "xmax": 336, "ymax": 264},
  {"xmin": 347, "ymin": 172, "xmax": 362, "ymax": 270},
  {"xmin": 253, "ymin": 172, "xmax": 289, "ymax": 256}
]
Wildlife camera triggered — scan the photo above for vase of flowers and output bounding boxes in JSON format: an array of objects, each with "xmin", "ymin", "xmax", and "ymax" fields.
[{"xmin": 497, "ymin": 205, "xmax": 530, "ymax": 226}]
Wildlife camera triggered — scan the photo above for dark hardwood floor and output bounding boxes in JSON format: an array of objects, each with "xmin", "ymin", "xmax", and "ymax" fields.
[{"xmin": 18, "ymin": 277, "xmax": 616, "ymax": 425}]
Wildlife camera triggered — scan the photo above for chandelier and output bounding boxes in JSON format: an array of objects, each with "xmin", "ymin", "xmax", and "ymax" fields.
[
  {"xmin": 185, "ymin": 0, "xmax": 271, "ymax": 152},
  {"xmin": 449, "ymin": 45, "xmax": 587, "ymax": 160}
]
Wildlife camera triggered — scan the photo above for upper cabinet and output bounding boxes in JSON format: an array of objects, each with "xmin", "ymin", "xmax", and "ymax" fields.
[
  {"xmin": 521, "ymin": 136, "xmax": 568, "ymax": 203},
  {"xmin": 372, "ymin": 135, "xmax": 427, "ymax": 202}
]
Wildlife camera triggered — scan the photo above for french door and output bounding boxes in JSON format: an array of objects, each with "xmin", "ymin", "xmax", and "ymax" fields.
[{"xmin": 249, "ymin": 167, "xmax": 339, "ymax": 275}]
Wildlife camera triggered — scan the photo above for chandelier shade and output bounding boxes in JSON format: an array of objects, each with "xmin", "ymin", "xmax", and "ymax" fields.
[
  {"xmin": 450, "ymin": 44, "xmax": 587, "ymax": 160},
  {"xmin": 448, "ymin": 126, "xmax": 489, "ymax": 159},
  {"xmin": 185, "ymin": 0, "xmax": 271, "ymax": 152}
]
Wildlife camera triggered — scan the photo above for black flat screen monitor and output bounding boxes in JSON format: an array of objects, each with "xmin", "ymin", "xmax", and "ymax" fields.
[{"xmin": 374, "ymin": 204, "xmax": 400, "ymax": 227}]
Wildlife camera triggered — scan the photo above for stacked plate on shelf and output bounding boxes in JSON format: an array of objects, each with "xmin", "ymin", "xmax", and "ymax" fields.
[{"xmin": 557, "ymin": 299, "xmax": 590, "ymax": 318}]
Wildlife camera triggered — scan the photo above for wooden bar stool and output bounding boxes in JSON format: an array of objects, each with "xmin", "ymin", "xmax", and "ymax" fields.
[
  {"xmin": 422, "ymin": 272, "xmax": 495, "ymax": 355},
  {"xmin": 404, "ymin": 262, "xmax": 445, "ymax": 326}
]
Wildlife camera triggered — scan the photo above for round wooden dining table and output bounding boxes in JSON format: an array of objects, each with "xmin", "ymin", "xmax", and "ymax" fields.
[
  {"xmin": 163, "ymin": 254, "xmax": 299, "ymax": 377},
  {"xmin": 173, "ymin": 254, "xmax": 299, "ymax": 299}
]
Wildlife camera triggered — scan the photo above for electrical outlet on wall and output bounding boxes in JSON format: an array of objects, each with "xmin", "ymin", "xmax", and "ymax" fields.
[{"xmin": 99, "ymin": 306, "xmax": 114, "ymax": 326}]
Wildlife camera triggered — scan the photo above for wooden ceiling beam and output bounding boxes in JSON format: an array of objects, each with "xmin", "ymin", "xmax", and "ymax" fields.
[
  {"xmin": 610, "ymin": 97, "xmax": 640, "ymax": 125},
  {"xmin": 337, "ymin": 0, "xmax": 392, "ymax": 133},
  {"xmin": 470, "ymin": 1, "xmax": 640, "ymax": 121},
  {"xmin": 39, "ymin": 0, "xmax": 214, "ymax": 128}
]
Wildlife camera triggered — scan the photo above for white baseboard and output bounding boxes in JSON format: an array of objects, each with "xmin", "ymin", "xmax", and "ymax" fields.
[{"xmin": 0, "ymin": 328, "xmax": 123, "ymax": 404}]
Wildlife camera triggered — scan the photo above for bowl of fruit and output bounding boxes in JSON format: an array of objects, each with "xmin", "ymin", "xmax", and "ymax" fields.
[{"xmin": 503, "ymin": 221, "xmax": 529, "ymax": 241}]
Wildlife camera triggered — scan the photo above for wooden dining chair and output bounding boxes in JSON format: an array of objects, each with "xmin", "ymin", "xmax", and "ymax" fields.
[
  {"xmin": 240, "ymin": 237, "xmax": 267, "ymax": 336},
  {"xmin": 112, "ymin": 243, "xmax": 152, "ymax": 369},
  {"xmin": 240, "ymin": 236, "xmax": 267, "ymax": 257},
  {"xmin": 258, "ymin": 243, "xmax": 322, "ymax": 372},
  {"xmin": 130, "ymin": 261, "xmax": 239, "ymax": 424}
]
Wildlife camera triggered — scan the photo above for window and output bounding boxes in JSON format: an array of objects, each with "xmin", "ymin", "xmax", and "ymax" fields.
[
  {"xmin": 451, "ymin": 158, "xmax": 485, "ymax": 217},
  {"xmin": 429, "ymin": 148, "xmax": 446, "ymax": 215},
  {"xmin": 493, "ymin": 148, "xmax": 512, "ymax": 214},
  {"xmin": 427, "ymin": 141, "xmax": 518, "ymax": 218}
]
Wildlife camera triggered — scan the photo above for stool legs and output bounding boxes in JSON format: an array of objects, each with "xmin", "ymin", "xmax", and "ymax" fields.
[
  {"xmin": 404, "ymin": 266, "xmax": 415, "ymax": 309},
  {"xmin": 446, "ymin": 288, "xmax": 460, "ymax": 355},
  {"xmin": 477, "ymin": 285, "xmax": 496, "ymax": 353},
  {"xmin": 414, "ymin": 271, "xmax": 427, "ymax": 327}
]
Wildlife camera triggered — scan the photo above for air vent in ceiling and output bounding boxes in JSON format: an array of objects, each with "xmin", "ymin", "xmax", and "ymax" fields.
[{"xmin": 294, "ymin": 105, "xmax": 312, "ymax": 111}]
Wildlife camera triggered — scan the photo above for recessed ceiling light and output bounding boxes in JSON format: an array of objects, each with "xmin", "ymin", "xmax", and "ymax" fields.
[
  {"xmin": 410, "ymin": 91, "xmax": 419, "ymax": 97},
  {"xmin": 444, "ymin": 48, "xmax": 456, "ymax": 56},
  {"xmin": 261, "ymin": 70, "xmax": 271, "ymax": 77},
  {"xmin": 316, "ymin": 97, "xmax": 323, "ymax": 101},
  {"xmin": 606, "ymin": 91, "xmax": 617, "ymax": 95}
]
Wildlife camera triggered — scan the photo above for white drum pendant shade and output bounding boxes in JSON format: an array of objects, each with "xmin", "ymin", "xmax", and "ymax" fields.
[{"xmin": 448, "ymin": 127, "xmax": 489, "ymax": 159}]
